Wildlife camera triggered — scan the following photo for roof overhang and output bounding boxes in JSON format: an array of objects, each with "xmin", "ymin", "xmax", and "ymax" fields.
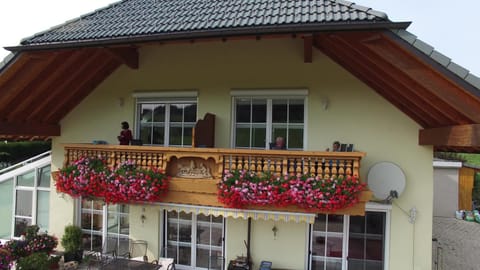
[{"xmin": 1, "ymin": 28, "xmax": 480, "ymax": 153}]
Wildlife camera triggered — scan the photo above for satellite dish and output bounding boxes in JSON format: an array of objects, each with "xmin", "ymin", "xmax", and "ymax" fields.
[{"xmin": 367, "ymin": 162, "xmax": 406, "ymax": 202}]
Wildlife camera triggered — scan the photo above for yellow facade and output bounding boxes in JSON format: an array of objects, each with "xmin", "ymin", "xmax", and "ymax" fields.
[{"xmin": 50, "ymin": 38, "xmax": 433, "ymax": 270}]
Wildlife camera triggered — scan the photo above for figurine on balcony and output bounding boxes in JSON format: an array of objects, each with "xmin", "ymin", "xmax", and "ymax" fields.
[
  {"xmin": 117, "ymin": 121, "xmax": 133, "ymax": 145},
  {"xmin": 326, "ymin": 141, "xmax": 341, "ymax": 152}
]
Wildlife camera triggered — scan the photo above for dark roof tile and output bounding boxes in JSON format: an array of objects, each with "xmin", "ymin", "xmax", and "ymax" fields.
[{"xmin": 20, "ymin": 0, "xmax": 390, "ymax": 46}]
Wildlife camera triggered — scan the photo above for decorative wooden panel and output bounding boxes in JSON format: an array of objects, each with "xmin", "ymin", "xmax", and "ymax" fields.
[{"xmin": 459, "ymin": 167, "xmax": 474, "ymax": 211}]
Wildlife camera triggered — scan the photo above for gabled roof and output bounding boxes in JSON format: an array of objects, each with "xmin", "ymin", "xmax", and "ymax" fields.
[
  {"xmin": 1, "ymin": 0, "xmax": 480, "ymax": 152},
  {"xmin": 15, "ymin": 0, "xmax": 398, "ymax": 48}
]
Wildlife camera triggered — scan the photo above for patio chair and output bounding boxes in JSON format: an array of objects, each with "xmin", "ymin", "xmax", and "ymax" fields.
[
  {"xmin": 151, "ymin": 257, "xmax": 175, "ymax": 270},
  {"xmin": 85, "ymin": 237, "xmax": 118, "ymax": 269},
  {"xmin": 120, "ymin": 239, "xmax": 148, "ymax": 261}
]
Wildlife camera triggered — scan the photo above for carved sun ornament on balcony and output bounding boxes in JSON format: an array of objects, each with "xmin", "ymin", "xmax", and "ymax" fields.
[{"xmin": 177, "ymin": 160, "xmax": 212, "ymax": 179}]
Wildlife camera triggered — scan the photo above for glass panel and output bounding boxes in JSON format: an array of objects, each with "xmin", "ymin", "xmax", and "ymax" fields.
[
  {"xmin": 140, "ymin": 124, "xmax": 152, "ymax": 145},
  {"xmin": 312, "ymin": 234, "xmax": 326, "ymax": 256},
  {"xmin": 235, "ymin": 127, "xmax": 250, "ymax": 147},
  {"xmin": 37, "ymin": 190, "xmax": 50, "ymax": 232},
  {"xmin": 196, "ymin": 248, "xmax": 209, "ymax": 268},
  {"xmin": 251, "ymin": 100, "xmax": 266, "ymax": 123},
  {"xmin": 140, "ymin": 104, "xmax": 154, "ymax": 123},
  {"xmin": 82, "ymin": 232, "xmax": 102, "ymax": 251},
  {"xmin": 236, "ymin": 99, "xmax": 251, "ymax": 123},
  {"xmin": 325, "ymin": 258, "xmax": 342, "ymax": 270},
  {"xmin": 16, "ymin": 190, "xmax": 32, "ymax": 217},
  {"xmin": 169, "ymin": 126, "xmax": 183, "ymax": 146},
  {"xmin": 170, "ymin": 104, "xmax": 184, "ymax": 122},
  {"xmin": 211, "ymin": 227, "xmax": 223, "ymax": 247},
  {"xmin": 328, "ymin": 215, "xmax": 344, "ymax": 232},
  {"xmin": 326, "ymin": 236, "xmax": 343, "ymax": 257},
  {"xmin": 252, "ymin": 126, "xmax": 266, "ymax": 148},
  {"xmin": 184, "ymin": 104, "xmax": 197, "ymax": 122},
  {"xmin": 17, "ymin": 170, "xmax": 35, "ymax": 187},
  {"xmin": 289, "ymin": 100, "xmax": 304, "ymax": 123},
  {"xmin": 0, "ymin": 179, "xmax": 13, "ymax": 238},
  {"xmin": 183, "ymin": 126, "xmax": 193, "ymax": 146},
  {"xmin": 153, "ymin": 125, "xmax": 165, "ymax": 145},
  {"xmin": 178, "ymin": 245, "xmax": 191, "ymax": 265},
  {"xmin": 272, "ymin": 100, "xmax": 288, "ymax": 123},
  {"xmin": 311, "ymin": 258, "xmax": 325, "ymax": 270},
  {"xmin": 14, "ymin": 218, "xmax": 31, "ymax": 237},
  {"xmin": 120, "ymin": 214, "xmax": 129, "ymax": 235},
  {"xmin": 314, "ymin": 215, "xmax": 327, "ymax": 231},
  {"xmin": 153, "ymin": 104, "xmax": 166, "ymax": 122},
  {"xmin": 38, "ymin": 166, "xmax": 51, "ymax": 188},
  {"xmin": 82, "ymin": 199, "xmax": 103, "ymax": 210},
  {"xmin": 288, "ymin": 128, "xmax": 303, "ymax": 149}
]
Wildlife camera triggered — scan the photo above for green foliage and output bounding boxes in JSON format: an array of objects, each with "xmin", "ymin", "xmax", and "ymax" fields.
[
  {"xmin": 16, "ymin": 252, "xmax": 50, "ymax": 270},
  {"xmin": 434, "ymin": 152, "xmax": 467, "ymax": 162},
  {"xmin": 61, "ymin": 225, "xmax": 83, "ymax": 253},
  {"xmin": 0, "ymin": 141, "xmax": 51, "ymax": 164}
]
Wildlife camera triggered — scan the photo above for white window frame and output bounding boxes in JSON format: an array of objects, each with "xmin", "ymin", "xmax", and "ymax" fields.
[
  {"xmin": 79, "ymin": 199, "xmax": 130, "ymax": 253},
  {"xmin": 230, "ymin": 89, "xmax": 308, "ymax": 150},
  {"xmin": 0, "ymin": 155, "xmax": 51, "ymax": 240},
  {"xmin": 164, "ymin": 210, "xmax": 225, "ymax": 270},
  {"xmin": 308, "ymin": 203, "xmax": 391, "ymax": 270},
  {"xmin": 134, "ymin": 91, "xmax": 198, "ymax": 147}
]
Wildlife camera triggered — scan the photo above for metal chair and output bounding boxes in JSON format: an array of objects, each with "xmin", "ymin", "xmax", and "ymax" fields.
[
  {"xmin": 85, "ymin": 237, "xmax": 118, "ymax": 269},
  {"xmin": 259, "ymin": 261, "xmax": 272, "ymax": 270},
  {"xmin": 121, "ymin": 239, "xmax": 148, "ymax": 261}
]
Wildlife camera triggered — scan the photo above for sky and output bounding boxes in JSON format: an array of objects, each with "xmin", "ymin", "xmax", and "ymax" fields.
[{"xmin": 0, "ymin": 0, "xmax": 479, "ymax": 76}]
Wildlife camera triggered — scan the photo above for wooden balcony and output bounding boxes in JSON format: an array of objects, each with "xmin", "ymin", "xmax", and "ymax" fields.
[{"xmin": 61, "ymin": 144, "xmax": 371, "ymax": 215}]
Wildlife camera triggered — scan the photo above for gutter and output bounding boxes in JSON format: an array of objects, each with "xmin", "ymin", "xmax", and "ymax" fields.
[{"xmin": 5, "ymin": 21, "xmax": 411, "ymax": 52}]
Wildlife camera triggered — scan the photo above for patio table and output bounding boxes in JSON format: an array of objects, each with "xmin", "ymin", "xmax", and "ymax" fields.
[{"xmin": 101, "ymin": 258, "xmax": 160, "ymax": 270}]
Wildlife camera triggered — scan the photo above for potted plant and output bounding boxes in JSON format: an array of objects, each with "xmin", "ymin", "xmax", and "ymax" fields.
[
  {"xmin": 16, "ymin": 252, "xmax": 50, "ymax": 270},
  {"xmin": 61, "ymin": 225, "xmax": 83, "ymax": 263}
]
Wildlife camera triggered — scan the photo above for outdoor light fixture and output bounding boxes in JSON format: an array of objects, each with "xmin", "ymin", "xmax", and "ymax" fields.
[{"xmin": 272, "ymin": 225, "xmax": 278, "ymax": 239}]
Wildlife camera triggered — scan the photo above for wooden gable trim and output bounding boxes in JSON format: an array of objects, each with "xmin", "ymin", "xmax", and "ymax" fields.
[
  {"xmin": 105, "ymin": 47, "xmax": 139, "ymax": 69},
  {"xmin": 6, "ymin": 50, "xmax": 88, "ymax": 121},
  {"xmin": 0, "ymin": 121, "xmax": 60, "ymax": 136},
  {"xmin": 419, "ymin": 124, "xmax": 480, "ymax": 147},
  {"xmin": 362, "ymin": 32, "xmax": 480, "ymax": 123}
]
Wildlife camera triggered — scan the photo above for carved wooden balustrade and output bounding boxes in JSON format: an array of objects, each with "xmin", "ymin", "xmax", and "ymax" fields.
[
  {"xmin": 61, "ymin": 144, "xmax": 370, "ymax": 215},
  {"xmin": 63, "ymin": 144, "xmax": 363, "ymax": 179}
]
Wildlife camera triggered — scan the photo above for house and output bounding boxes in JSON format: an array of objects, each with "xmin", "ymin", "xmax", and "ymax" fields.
[{"xmin": 1, "ymin": 0, "xmax": 480, "ymax": 269}]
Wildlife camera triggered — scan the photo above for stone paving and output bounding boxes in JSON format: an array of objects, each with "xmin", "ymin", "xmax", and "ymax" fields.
[{"xmin": 433, "ymin": 217, "xmax": 480, "ymax": 270}]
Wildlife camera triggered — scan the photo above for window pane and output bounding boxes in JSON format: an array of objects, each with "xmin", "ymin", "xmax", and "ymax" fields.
[
  {"xmin": 235, "ymin": 127, "xmax": 250, "ymax": 148},
  {"xmin": 272, "ymin": 100, "xmax": 288, "ymax": 123},
  {"xmin": 184, "ymin": 104, "xmax": 197, "ymax": 122},
  {"xmin": 14, "ymin": 218, "xmax": 31, "ymax": 237},
  {"xmin": 326, "ymin": 236, "xmax": 343, "ymax": 257},
  {"xmin": 179, "ymin": 245, "xmax": 191, "ymax": 265},
  {"xmin": 82, "ymin": 232, "xmax": 102, "ymax": 251},
  {"xmin": 140, "ymin": 104, "xmax": 154, "ymax": 123},
  {"xmin": 170, "ymin": 104, "xmax": 184, "ymax": 122},
  {"xmin": 314, "ymin": 215, "xmax": 327, "ymax": 231},
  {"xmin": 16, "ymin": 190, "xmax": 32, "ymax": 217},
  {"xmin": 153, "ymin": 126, "xmax": 165, "ymax": 145},
  {"xmin": 236, "ymin": 99, "xmax": 251, "ymax": 123},
  {"xmin": 37, "ymin": 191, "xmax": 50, "ymax": 232},
  {"xmin": 251, "ymin": 100, "xmax": 266, "ymax": 123},
  {"xmin": 17, "ymin": 171, "xmax": 35, "ymax": 187},
  {"xmin": 140, "ymin": 124, "xmax": 152, "ymax": 145},
  {"xmin": 289, "ymin": 99, "xmax": 304, "ymax": 123},
  {"xmin": 153, "ymin": 104, "xmax": 166, "ymax": 122},
  {"xmin": 0, "ymin": 179, "xmax": 13, "ymax": 238},
  {"xmin": 169, "ymin": 126, "xmax": 183, "ymax": 146},
  {"xmin": 196, "ymin": 248, "xmax": 209, "ymax": 268},
  {"xmin": 311, "ymin": 259, "xmax": 325, "ymax": 270},
  {"xmin": 288, "ymin": 128, "xmax": 304, "ymax": 149},
  {"xmin": 183, "ymin": 127, "xmax": 193, "ymax": 146},
  {"xmin": 325, "ymin": 258, "xmax": 342, "ymax": 270},
  {"xmin": 328, "ymin": 215, "xmax": 343, "ymax": 232},
  {"xmin": 38, "ymin": 166, "xmax": 51, "ymax": 188},
  {"xmin": 252, "ymin": 127, "xmax": 266, "ymax": 148}
]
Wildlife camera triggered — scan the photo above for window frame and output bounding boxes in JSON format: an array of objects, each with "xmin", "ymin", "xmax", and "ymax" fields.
[
  {"xmin": 163, "ymin": 210, "xmax": 225, "ymax": 270},
  {"xmin": 134, "ymin": 92, "xmax": 198, "ymax": 147},
  {"xmin": 230, "ymin": 89, "xmax": 308, "ymax": 150},
  {"xmin": 0, "ymin": 156, "xmax": 51, "ymax": 240},
  {"xmin": 308, "ymin": 203, "xmax": 391, "ymax": 270}
]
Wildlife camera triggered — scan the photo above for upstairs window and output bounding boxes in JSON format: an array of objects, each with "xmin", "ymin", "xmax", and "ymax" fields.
[
  {"xmin": 232, "ymin": 92, "xmax": 306, "ymax": 150},
  {"xmin": 135, "ymin": 92, "xmax": 197, "ymax": 147}
]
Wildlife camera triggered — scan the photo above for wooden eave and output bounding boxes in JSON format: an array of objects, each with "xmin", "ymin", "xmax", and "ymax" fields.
[
  {"xmin": 0, "ymin": 47, "xmax": 136, "ymax": 140},
  {"xmin": 1, "ymin": 31, "xmax": 480, "ymax": 152}
]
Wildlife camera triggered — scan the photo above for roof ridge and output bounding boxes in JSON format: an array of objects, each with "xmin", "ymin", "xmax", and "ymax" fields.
[
  {"xmin": 332, "ymin": 0, "xmax": 389, "ymax": 20},
  {"xmin": 20, "ymin": 0, "xmax": 124, "ymax": 45}
]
